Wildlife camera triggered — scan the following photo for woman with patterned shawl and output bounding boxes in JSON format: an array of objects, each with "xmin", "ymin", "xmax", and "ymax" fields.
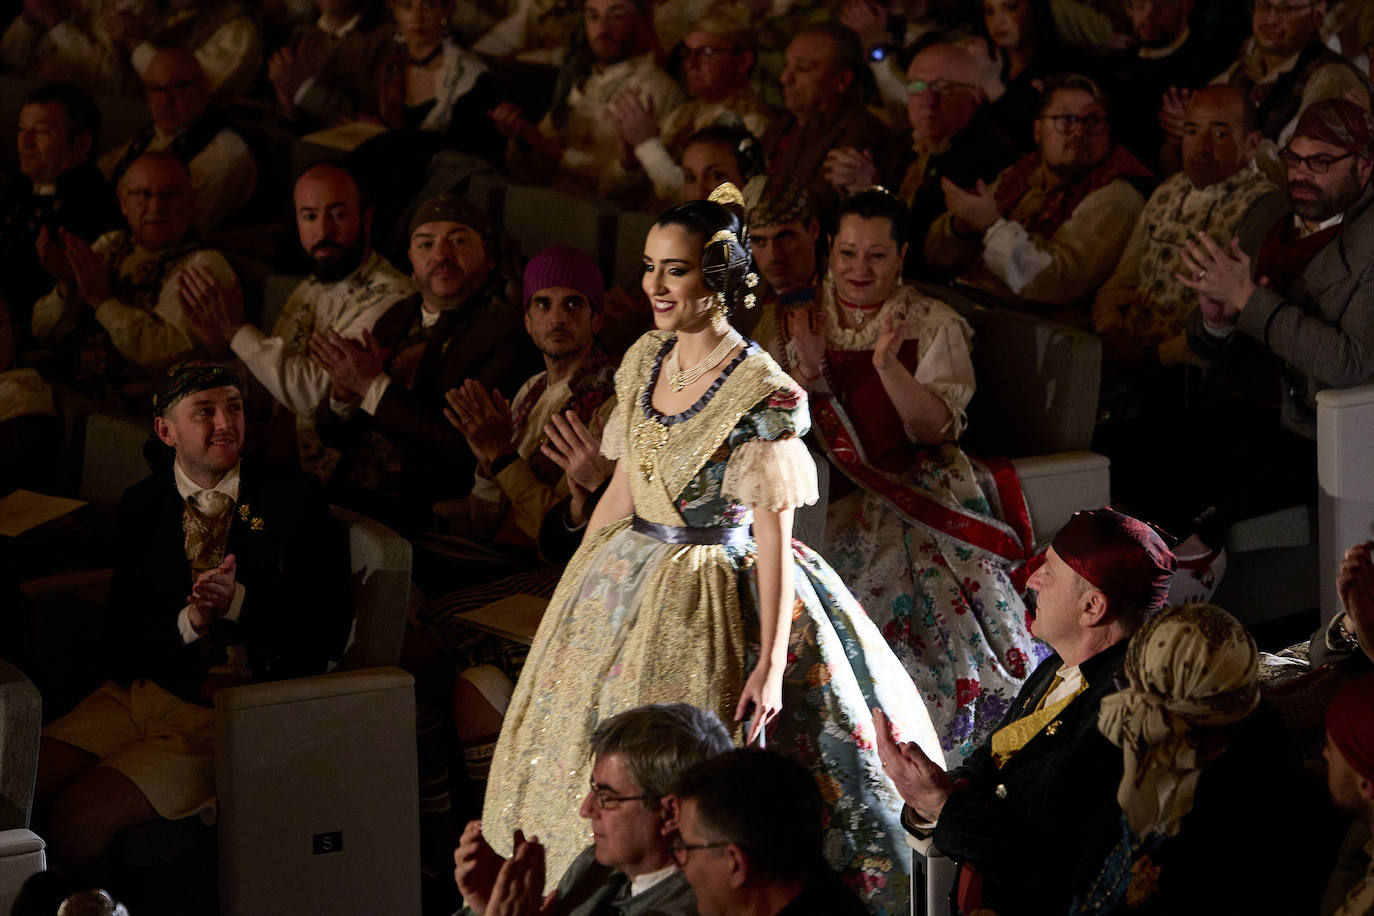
[
  {"xmin": 1073, "ymin": 602, "xmax": 1309, "ymax": 914},
  {"xmin": 775, "ymin": 187, "xmax": 1048, "ymax": 763},
  {"xmin": 481, "ymin": 185, "xmax": 939, "ymax": 914}
]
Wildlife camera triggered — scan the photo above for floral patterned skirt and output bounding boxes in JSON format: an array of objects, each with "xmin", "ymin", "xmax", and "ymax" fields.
[
  {"xmin": 823, "ymin": 446, "xmax": 1051, "ymax": 763},
  {"xmin": 482, "ymin": 518, "xmax": 936, "ymax": 916}
]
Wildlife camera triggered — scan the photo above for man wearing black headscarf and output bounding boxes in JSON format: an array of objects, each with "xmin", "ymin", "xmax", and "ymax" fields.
[
  {"xmin": 35, "ymin": 362, "xmax": 349, "ymax": 865},
  {"xmin": 874, "ymin": 507, "xmax": 1176, "ymax": 916}
]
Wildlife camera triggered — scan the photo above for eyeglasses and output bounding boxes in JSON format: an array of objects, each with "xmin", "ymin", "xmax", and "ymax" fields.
[
  {"xmin": 587, "ymin": 776, "xmax": 648, "ymax": 810},
  {"xmin": 122, "ymin": 187, "xmax": 187, "ymax": 203},
  {"xmin": 1039, "ymin": 113, "xmax": 1109, "ymax": 136},
  {"xmin": 1278, "ymin": 149, "xmax": 1355, "ymax": 174},
  {"xmin": 684, "ymin": 45, "xmax": 742, "ymax": 61},
  {"xmin": 906, "ymin": 78, "xmax": 980, "ymax": 98},
  {"xmin": 1250, "ymin": 0, "xmax": 1316, "ymax": 14},
  {"xmin": 668, "ymin": 839, "xmax": 732, "ymax": 866}
]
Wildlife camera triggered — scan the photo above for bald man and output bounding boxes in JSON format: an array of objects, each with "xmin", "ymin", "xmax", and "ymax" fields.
[
  {"xmin": 31, "ymin": 152, "xmax": 235, "ymax": 402},
  {"xmin": 825, "ymin": 41, "xmax": 1015, "ymax": 276},
  {"xmin": 98, "ymin": 47, "xmax": 257, "ymax": 233}
]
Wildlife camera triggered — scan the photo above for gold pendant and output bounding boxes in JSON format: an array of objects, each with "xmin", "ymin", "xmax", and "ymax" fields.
[{"xmin": 633, "ymin": 417, "xmax": 669, "ymax": 482}]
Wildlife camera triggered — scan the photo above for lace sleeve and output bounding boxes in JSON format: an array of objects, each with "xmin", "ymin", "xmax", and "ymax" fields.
[
  {"xmin": 914, "ymin": 313, "xmax": 976, "ymax": 440},
  {"xmin": 722, "ymin": 436, "xmax": 819, "ymax": 511},
  {"xmin": 599, "ymin": 401, "xmax": 625, "ymax": 461}
]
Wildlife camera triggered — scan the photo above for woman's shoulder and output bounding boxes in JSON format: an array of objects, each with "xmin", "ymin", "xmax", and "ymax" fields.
[
  {"xmin": 892, "ymin": 284, "xmax": 972, "ymax": 341},
  {"xmin": 741, "ymin": 343, "xmax": 804, "ymax": 400},
  {"xmin": 625, "ymin": 330, "xmax": 674, "ymax": 362}
]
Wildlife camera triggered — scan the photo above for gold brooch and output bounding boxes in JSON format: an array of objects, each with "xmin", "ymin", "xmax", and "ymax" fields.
[
  {"xmin": 1045, "ymin": 720, "xmax": 1062, "ymax": 736},
  {"xmin": 250, "ymin": 517, "xmax": 264, "ymax": 531},
  {"xmin": 238, "ymin": 504, "xmax": 250, "ymax": 520}
]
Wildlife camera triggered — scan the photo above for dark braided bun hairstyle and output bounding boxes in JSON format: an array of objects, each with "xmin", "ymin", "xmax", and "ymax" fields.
[{"xmin": 653, "ymin": 182, "xmax": 759, "ymax": 314}]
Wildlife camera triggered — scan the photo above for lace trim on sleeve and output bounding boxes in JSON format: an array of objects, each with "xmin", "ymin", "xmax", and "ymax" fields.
[
  {"xmin": 722, "ymin": 437, "xmax": 819, "ymax": 511},
  {"xmin": 600, "ymin": 401, "xmax": 625, "ymax": 461}
]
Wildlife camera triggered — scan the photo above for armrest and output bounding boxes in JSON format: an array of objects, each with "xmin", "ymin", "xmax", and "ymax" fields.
[
  {"xmin": 1317, "ymin": 384, "xmax": 1374, "ymax": 501},
  {"xmin": 18, "ymin": 568, "xmax": 113, "ymax": 601},
  {"xmin": 1011, "ymin": 451, "xmax": 1111, "ymax": 547}
]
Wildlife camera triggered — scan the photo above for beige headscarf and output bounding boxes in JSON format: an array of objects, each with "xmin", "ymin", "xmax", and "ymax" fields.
[{"xmin": 1097, "ymin": 603, "xmax": 1260, "ymax": 839}]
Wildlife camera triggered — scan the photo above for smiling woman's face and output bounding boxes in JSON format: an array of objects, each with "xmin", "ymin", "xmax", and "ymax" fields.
[
  {"xmin": 829, "ymin": 214, "xmax": 906, "ymax": 306},
  {"xmin": 642, "ymin": 222, "xmax": 717, "ymax": 333}
]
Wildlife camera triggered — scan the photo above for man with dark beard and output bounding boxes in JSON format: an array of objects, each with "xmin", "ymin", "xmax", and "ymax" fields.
[
  {"xmin": 307, "ymin": 193, "xmax": 538, "ymax": 534},
  {"xmin": 181, "ymin": 161, "xmax": 413, "ymax": 480}
]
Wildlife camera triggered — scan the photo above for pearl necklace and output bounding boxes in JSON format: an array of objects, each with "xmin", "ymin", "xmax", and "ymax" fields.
[{"xmin": 667, "ymin": 329, "xmax": 742, "ymax": 392}]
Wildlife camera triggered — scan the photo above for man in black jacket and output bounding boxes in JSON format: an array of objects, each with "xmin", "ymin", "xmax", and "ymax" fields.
[
  {"xmin": 875, "ymin": 507, "xmax": 1176, "ymax": 916},
  {"xmin": 34, "ymin": 362, "xmax": 349, "ymax": 864}
]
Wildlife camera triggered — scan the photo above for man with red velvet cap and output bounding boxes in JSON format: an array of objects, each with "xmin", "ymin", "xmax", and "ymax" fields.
[
  {"xmin": 874, "ymin": 507, "xmax": 1176, "ymax": 916},
  {"xmin": 1322, "ymin": 675, "xmax": 1374, "ymax": 914}
]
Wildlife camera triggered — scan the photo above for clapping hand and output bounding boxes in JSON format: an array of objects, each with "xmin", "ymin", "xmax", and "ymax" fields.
[
  {"xmin": 782, "ymin": 306, "xmax": 825, "ymax": 385},
  {"xmin": 310, "ymin": 328, "xmax": 388, "ymax": 400},
  {"xmin": 1176, "ymin": 232, "xmax": 1261, "ymax": 325},
  {"xmin": 607, "ymin": 90, "xmax": 659, "ymax": 149},
  {"xmin": 542, "ymin": 410, "xmax": 612, "ymax": 525},
  {"xmin": 187, "ymin": 554, "xmax": 237, "ymax": 634},
  {"xmin": 489, "ymin": 102, "xmax": 530, "ymax": 140},
  {"xmin": 179, "ymin": 264, "xmax": 245, "ymax": 355},
  {"xmin": 36, "ymin": 226, "xmax": 75, "ymax": 287},
  {"xmin": 872, "ymin": 311, "xmax": 905, "ymax": 371},
  {"xmin": 823, "ymin": 147, "xmax": 879, "ymax": 196},
  {"xmin": 1158, "ymin": 87, "xmax": 1193, "ymax": 146},
  {"xmin": 872, "ymin": 706, "xmax": 958, "ymax": 822},
  {"xmin": 62, "ymin": 230, "xmax": 111, "ymax": 309},
  {"xmin": 445, "ymin": 379, "xmax": 516, "ymax": 473},
  {"xmin": 941, "ymin": 178, "xmax": 999, "ymax": 235},
  {"xmin": 453, "ymin": 821, "xmax": 506, "ymax": 916},
  {"xmin": 838, "ymin": 0, "xmax": 887, "ymax": 54}
]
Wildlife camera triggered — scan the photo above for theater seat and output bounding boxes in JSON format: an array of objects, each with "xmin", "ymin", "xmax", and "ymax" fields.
[
  {"xmin": 1317, "ymin": 384, "xmax": 1374, "ymax": 625},
  {"xmin": 0, "ymin": 659, "xmax": 44, "ymax": 916}
]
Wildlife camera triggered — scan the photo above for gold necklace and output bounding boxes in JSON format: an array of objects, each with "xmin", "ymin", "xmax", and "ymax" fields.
[{"xmin": 667, "ymin": 329, "xmax": 742, "ymax": 392}]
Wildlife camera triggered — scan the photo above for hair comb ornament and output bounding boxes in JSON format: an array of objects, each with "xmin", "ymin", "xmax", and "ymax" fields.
[{"xmin": 708, "ymin": 181, "xmax": 746, "ymax": 210}]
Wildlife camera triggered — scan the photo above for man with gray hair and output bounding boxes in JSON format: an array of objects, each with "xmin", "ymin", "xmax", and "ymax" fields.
[{"xmin": 454, "ymin": 703, "xmax": 732, "ymax": 915}]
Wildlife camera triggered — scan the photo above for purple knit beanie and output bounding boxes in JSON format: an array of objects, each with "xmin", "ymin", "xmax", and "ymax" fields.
[{"xmin": 522, "ymin": 246, "xmax": 604, "ymax": 310}]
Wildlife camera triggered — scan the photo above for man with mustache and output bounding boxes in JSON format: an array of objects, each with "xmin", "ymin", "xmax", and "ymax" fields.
[
  {"xmin": 35, "ymin": 362, "xmax": 348, "ymax": 869},
  {"xmin": 30, "ymin": 151, "xmax": 233, "ymax": 408},
  {"xmin": 924, "ymin": 73, "xmax": 1153, "ymax": 324},
  {"xmin": 307, "ymin": 193, "xmax": 539, "ymax": 535},
  {"xmin": 181, "ymin": 160, "xmax": 413, "ymax": 481}
]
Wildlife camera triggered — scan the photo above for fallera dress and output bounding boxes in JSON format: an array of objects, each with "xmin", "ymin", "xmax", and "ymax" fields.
[
  {"xmin": 772, "ymin": 278, "xmax": 1050, "ymax": 763},
  {"xmin": 482, "ymin": 330, "xmax": 941, "ymax": 915}
]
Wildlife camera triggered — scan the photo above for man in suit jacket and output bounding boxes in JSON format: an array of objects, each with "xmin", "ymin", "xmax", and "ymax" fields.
[
  {"xmin": 875, "ymin": 507, "xmax": 1176, "ymax": 916},
  {"xmin": 35, "ymin": 362, "xmax": 349, "ymax": 865}
]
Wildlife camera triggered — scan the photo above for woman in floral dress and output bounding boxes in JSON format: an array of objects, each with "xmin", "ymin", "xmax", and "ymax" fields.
[
  {"xmin": 481, "ymin": 186, "xmax": 938, "ymax": 914},
  {"xmin": 779, "ymin": 188, "xmax": 1049, "ymax": 763}
]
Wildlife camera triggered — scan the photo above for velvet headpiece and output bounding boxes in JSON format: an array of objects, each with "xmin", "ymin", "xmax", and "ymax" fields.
[
  {"xmin": 1050, "ymin": 508, "xmax": 1177, "ymax": 614},
  {"xmin": 1293, "ymin": 98, "xmax": 1374, "ymax": 161},
  {"xmin": 153, "ymin": 362, "xmax": 241, "ymax": 417},
  {"xmin": 1327, "ymin": 674, "xmax": 1374, "ymax": 783}
]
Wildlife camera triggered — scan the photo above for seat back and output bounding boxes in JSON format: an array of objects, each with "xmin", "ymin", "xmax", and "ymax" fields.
[
  {"xmin": 0, "ymin": 660, "xmax": 41, "ymax": 831},
  {"xmin": 916, "ymin": 284, "xmax": 1101, "ymax": 457},
  {"xmin": 331, "ymin": 506, "xmax": 412, "ymax": 670},
  {"xmin": 502, "ymin": 184, "xmax": 618, "ymax": 277},
  {"xmin": 80, "ymin": 412, "xmax": 153, "ymax": 504}
]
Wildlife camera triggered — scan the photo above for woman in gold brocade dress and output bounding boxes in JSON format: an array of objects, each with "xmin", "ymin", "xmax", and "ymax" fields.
[{"xmin": 481, "ymin": 187, "xmax": 939, "ymax": 914}]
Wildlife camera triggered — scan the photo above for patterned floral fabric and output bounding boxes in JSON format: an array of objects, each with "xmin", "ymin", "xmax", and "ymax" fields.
[
  {"xmin": 483, "ymin": 332, "xmax": 938, "ymax": 915},
  {"xmin": 805, "ymin": 282, "xmax": 1050, "ymax": 763}
]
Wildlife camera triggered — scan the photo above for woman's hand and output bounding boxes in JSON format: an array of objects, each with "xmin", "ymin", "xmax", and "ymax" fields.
[
  {"xmin": 872, "ymin": 311, "xmax": 905, "ymax": 371},
  {"xmin": 782, "ymin": 307, "xmax": 825, "ymax": 383},
  {"xmin": 735, "ymin": 661, "xmax": 783, "ymax": 746}
]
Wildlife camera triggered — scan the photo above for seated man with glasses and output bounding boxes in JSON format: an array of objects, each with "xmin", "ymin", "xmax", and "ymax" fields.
[
  {"xmin": 925, "ymin": 73, "xmax": 1154, "ymax": 324},
  {"xmin": 670, "ymin": 748, "xmax": 867, "ymax": 916},
  {"xmin": 30, "ymin": 151, "xmax": 236, "ymax": 411},
  {"xmin": 98, "ymin": 47, "xmax": 257, "ymax": 235},
  {"xmin": 824, "ymin": 40, "xmax": 1015, "ymax": 277},
  {"xmin": 1179, "ymin": 97, "xmax": 1374, "ymax": 493},
  {"xmin": 1208, "ymin": 0, "xmax": 1368, "ymax": 160},
  {"xmin": 454, "ymin": 703, "xmax": 731, "ymax": 915}
]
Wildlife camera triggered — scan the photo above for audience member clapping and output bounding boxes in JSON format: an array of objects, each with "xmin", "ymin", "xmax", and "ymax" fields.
[
  {"xmin": 454, "ymin": 703, "xmax": 732, "ymax": 915},
  {"xmin": 670, "ymin": 748, "xmax": 869, "ymax": 915},
  {"xmin": 493, "ymin": 0, "xmax": 684, "ymax": 196},
  {"xmin": 1, "ymin": 83, "xmax": 120, "ymax": 358},
  {"xmin": 182, "ymin": 161, "xmax": 414, "ymax": 481},
  {"xmin": 98, "ymin": 47, "xmax": 257, "ymax": 235},
  {"xmin": 31, "ymin": 151, "xmax": 232, "ymax": 408},
  {"xmin": 604, "ymin": 1, "xmax": 772, "ymax": 205},
  {"xmin": 973, "ymin": 0, "xmax": 1086, "ymax": 152},
  {"xmin": 266, "ymin": 0, "xmax": 389, "ymax": 131},
  {"xmin": 824, "ymin": 40, "xmax": 1016, "ymax": 276},
  {"xmin": 1, "ymin": 0, "xmax": 147, "ymax": 94},
  {"xmin": 106, "ymin": 0, "xmax": 264, "ymax": 101},
  {"xmin": 1072, "ymin": 602, "xmax": 1311, "ymax": 913},
  {"xmin": 925, "ymin": 73, "xmax": 1153, "ymax": 322},
  {"xmin": 760, "ymin": 21, "xmax": 886, "ymax": 221}
]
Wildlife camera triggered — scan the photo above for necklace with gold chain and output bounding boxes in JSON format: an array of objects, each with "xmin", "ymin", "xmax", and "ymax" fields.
[{"xmin": 666, "ymin": 329, "xmax": 742, "ymax": 392}]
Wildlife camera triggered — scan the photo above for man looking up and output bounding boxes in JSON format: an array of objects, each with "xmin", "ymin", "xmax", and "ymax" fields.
[
  {"xmin": 308, "ymin": 193, "xmax": 536, "ymax": 535},
  {"xmin": 760, "ymin": 21, "xmax": 886, "ymax": 221},
  {"xmin": 182, "ymin": 160, "xmax": 413, "ymax": 481},
  {"xmin": 875, "ymin": 507, "xmax": 1176, "ymax": 916},
  {"xmin": 1, "ymin": 83, "xmax": 119, "ymax": 356},
  {"xmin": 99, "ymin": 47, "xmax": 256, "ymax": 234},
  {"xmin": 925, "ymin": 73, "xmax": 1152, "ymax": 322},
  {"xmin": 454, "ymin": 703, "xmax": 732, "ymax": 915},
  {"xmin": 34, "ymin": 363, "xmax": 346, "ymax": 866},
  {"xmin": 31, "ymin": 152, "xmax": 232, "ymax": 407}
]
